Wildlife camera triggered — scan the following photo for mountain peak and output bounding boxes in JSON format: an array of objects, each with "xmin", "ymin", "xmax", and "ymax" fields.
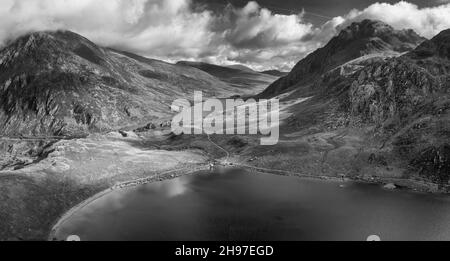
[
  {"xmin": 4, "ymin": 30, "xmax": 87, "ymax": 49},
  {"xmin": 4, "ymin": 30, "xmax": 102, "ymax": 53},
  {"xmin": 259, "ymin": 20, "xmax": 425, "ymax": 98},
  {"xmin": 0, "ymin": 29, "xmax": 106, "ymax": 71},
  {"xmin": 336, "ymin": 19, "xmax": 424, "ymax": 50},
  {"xmin": 337, "ymin": 19, "xmax": 394, "ymax": 40}
]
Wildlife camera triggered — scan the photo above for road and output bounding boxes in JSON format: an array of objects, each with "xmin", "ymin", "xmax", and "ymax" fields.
[{"xmin": 206, "ymin": 134, "xmax": 230, "ymax": 162}]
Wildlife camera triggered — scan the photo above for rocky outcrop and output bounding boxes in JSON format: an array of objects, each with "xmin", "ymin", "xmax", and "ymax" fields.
[
  {"xmin": 344, "ymin": 29, "xmax": 450, "ymax": 187},
  {"xmin": 383, "ymin": 183, "xmax": 397, "ymax": 190},
  {"xmin": 411, "ymin": 144, "xmax": 450, "ymax": 186},
  {"xmin": 349, "ymin": 59, "xmax": 442, "ymax": 126}
]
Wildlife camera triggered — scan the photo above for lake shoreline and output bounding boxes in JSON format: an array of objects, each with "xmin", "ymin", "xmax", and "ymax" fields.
[
  {"xmin": 48, "ymin": 164, "xmax": 210, "ymax": 241},
  {"xmin": 48, "ymin": 163, "xmax": 448, "ymax": 241},
  {"xmin": 237, "ymin": 164, "xmax": 446, "ymax": 194}
]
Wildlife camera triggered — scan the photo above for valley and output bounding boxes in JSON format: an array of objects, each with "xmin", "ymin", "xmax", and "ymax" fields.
[{"xmin": 0, "ymin": 19, "xmax": 449, "ymax": 240}]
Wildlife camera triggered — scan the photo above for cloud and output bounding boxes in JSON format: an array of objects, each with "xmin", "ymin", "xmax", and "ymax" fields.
[
  {"xmin": 217, "ymin": 1, "xmax": 450, "ymax": 70},
  {"xmin": 339, "ymin": 1, "xmax": 450, "ymax": 39},
  {"xmin": 1, "ymin": 0, "xmax": 450, "ymax": 71},
  {"xmin": 199, "ymin": 1, "xmax": 325, "ymax": 71},
  {"xmin": 0, "ymin": 0, "xmax": 215, "ymax": 58},
  {"xmin": 0, "ymin": 0, "xmax": 325, "ymax": 71},
  {"xmin": 220, "ymin": 2, "xmax": 313, "ymax": 49}
]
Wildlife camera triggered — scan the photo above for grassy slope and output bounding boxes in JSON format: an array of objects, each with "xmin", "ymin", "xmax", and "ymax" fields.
[
  {"xmin": 177, "ymin": 61, "xmax": 278, "ymax": 96},
  {"xmin": 0, "ymin": 133, "xmax": 209, "ymax": 240}
]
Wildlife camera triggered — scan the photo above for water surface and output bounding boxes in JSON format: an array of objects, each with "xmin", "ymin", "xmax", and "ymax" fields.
[{"xmin": 55, "ymin": 169, "xmax": 450, "ymax": 241}]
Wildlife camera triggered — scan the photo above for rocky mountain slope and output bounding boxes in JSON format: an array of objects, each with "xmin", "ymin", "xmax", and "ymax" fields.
[
  {"xmin": 0, "ymin": 31, "xmax": 250, "ymax": 137},
  {"xmin": 260, "ymin": 19, "xmax": 426, "ymax": 98},
  {"xmin": 347, "ymin": 30, "xmax": 450, "ymax": 186},
  {"xmin": 265, "ymin": 21, "xmax": 449, "ymax": 188}
]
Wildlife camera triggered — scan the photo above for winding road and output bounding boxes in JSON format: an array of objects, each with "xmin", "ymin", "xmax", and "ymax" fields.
[{"xmin": 206, "ymin": 134, "xmax": 230, "ymax": 162}]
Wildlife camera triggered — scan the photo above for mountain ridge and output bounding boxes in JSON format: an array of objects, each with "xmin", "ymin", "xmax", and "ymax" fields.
[
  {"xmin": 259, "ymin": 19, "xmax": 426, "ymax": 98},
  {"xmin": 177, "ymin": 60, "xmax": 278, "ymax": 94},
  {"xmin": 0, "ymin": 30, "xmax": 248, "ymax": 136}
]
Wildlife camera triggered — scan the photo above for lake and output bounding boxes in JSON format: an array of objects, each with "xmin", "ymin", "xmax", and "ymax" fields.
[{"xmin": 53, "ymin": 168, "xmax": 450, "ymax": 241}]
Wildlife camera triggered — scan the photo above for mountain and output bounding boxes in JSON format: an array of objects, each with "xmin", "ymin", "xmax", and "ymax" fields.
[
  {"xmin": 259, "ymin": 19, "xmax": 426, "ymax": 98},
  {"xmin": 407, "ymin": 29, "xmax": 450, "ymax": 60},
  {"xmin": 268, "ymin": 22, "xmax": 449, "ymax": 187},
  {"xmin": 345, "ymin": 29, "xmax": 450, "ymax": 185},
  {"xmin": 347, "ymin": 28, "xmax": 450, "ymax": 127},
  {"xmin": 403, "ymin": 29, "xmax": 450, "ymax": 78},
  {"xmin": 177, "ymin": 61, "xmax": 278, "ymax": 95},
  {"xmin": 260, "ymin": 70, "xmax": 288, "ymax": 77},
  {"xmin": 226, "ymin": 64, "xmax": 255, "ymax": 73},
  {"xmin": 0, "ymin": 31, "xmax": 246, "ymax": 137}
]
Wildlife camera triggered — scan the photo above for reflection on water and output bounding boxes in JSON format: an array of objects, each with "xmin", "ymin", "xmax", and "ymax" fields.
[
  {"xmin": 149, "ymin": 178, "xmax": 190, "ymax": 198},
  {"xmin": 55, "ymin": 169, "xmax": 450, "ymax": 241}
]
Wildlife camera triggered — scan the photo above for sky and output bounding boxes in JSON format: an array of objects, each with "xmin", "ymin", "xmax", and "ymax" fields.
[{"xmin": 1, "ymin": 0, "xmax": 450, "ymax": 71}]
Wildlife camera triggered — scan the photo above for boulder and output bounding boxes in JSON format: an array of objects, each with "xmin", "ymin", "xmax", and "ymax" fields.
[{"xmin": 383, "ymin": 183, "xmax": 397, "ymax": 190}]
